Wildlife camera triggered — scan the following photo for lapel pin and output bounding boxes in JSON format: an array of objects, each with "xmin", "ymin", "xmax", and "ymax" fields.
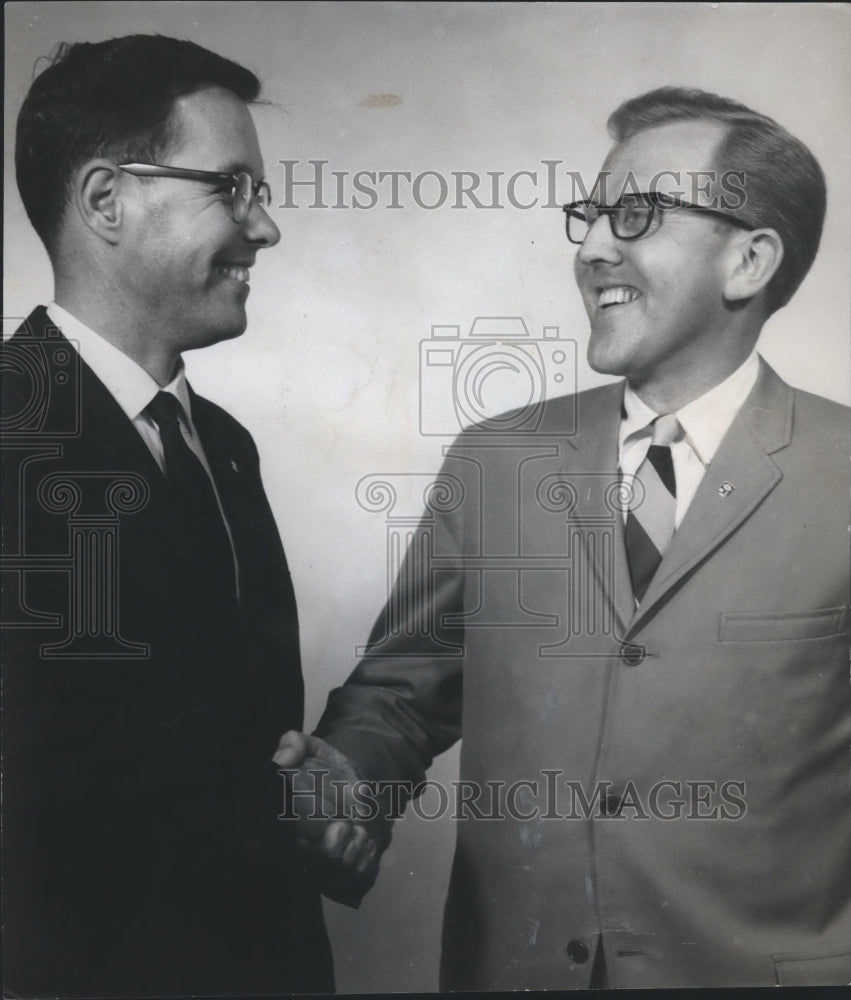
[
  {"xmin": 718, "ymin": 481, "xmax": 734, "ymax": 497},
  {"xmin": 230, "ymin": 459, "xmax": 239, "ymax": 473}
]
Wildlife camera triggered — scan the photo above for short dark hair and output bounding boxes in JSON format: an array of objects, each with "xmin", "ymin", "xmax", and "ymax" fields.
[
  {"xmin": 608, "ymin": 87, "xmax": 826, "ymax": 314},
  {"xmin": 16, "ymin": 34, "xmax": 261, "ymax": 256}
]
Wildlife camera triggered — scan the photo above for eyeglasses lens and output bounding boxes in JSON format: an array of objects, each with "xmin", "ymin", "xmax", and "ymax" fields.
[
  {"xmin": 616, "ymin": 202, "xmax": 653, "ymax": 238},
  {"xmin": 567, "ymin": 200, "xmax": 654, "ymax": 243}
]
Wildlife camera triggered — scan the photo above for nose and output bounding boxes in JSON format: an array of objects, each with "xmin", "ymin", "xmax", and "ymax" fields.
[
  {"xmin": 244, "ymin": 200, "xmax": 281, "ymax": 248},
  {"xmin": 576, "ymin": 212, "xmax": 621, "ymax": 266}
]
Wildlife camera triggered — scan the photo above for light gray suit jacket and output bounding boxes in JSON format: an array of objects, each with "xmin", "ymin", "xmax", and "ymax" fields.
[{"xmin": 317, "ymin": 359, "xmax": 851, "ymax": 988}]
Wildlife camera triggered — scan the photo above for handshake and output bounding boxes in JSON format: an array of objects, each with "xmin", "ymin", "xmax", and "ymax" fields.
[{"xmin": 272, "ymin": 732, "xmax": 389, "ymax": 907}]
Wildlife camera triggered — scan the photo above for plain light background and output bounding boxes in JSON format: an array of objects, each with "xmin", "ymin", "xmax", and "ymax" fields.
[{"xmin": 5, "ymin": 2, "xmax": 850, "ymax": 992}]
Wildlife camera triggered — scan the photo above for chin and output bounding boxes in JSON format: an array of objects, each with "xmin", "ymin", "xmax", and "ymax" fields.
[
  {"xmin": 210, "ymin": 310, "xmax": 249, "ymax": 343},
  {"xmin": 587, "ymin": 342, "xmax": 627, "ymax": 377},
  {"xmin": 218, "ymin": 322, "xmax": 248, "ymax": 343},
  {"xmin": 185, "ymin": 321, "xmax": 247, "ymax": 353}
]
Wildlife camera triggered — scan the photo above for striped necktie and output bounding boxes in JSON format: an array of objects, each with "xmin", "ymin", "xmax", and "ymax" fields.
[{"xmin": 624, "ymin": 413, "xmax": 683, "ymax": 603}]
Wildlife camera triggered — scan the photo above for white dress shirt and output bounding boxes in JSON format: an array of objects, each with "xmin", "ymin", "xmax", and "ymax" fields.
[
  {"xmin": 47, "ymin": 302, "xmax": 239, "ymax": 585},
  {"xmin": 618, "ymin": 352, "xmax": 760, "ymax": 527}
]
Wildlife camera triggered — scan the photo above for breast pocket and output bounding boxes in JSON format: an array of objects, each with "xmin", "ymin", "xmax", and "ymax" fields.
[{"xmin": 719, "ymin": 606, "xmax": 848, "ymax": 642}]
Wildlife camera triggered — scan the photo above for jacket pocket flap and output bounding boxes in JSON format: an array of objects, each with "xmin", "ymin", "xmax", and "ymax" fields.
[{"xmin": 720, "ymin": 606, "xmax": 847, "ymax": 642}]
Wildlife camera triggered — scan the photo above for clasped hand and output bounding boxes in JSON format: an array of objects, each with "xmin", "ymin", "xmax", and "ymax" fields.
[{"xmin": 273, "ymin": 731, "xmax": 386, "ymax": 906}]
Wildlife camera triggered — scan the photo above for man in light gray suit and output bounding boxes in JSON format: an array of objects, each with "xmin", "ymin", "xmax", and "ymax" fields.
[{"xmin": 276, "ymin": 87, "xmax": 850, "ymax": 988}]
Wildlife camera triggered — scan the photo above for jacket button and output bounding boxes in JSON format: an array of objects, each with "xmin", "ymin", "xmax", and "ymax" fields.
[
  {"xmin": 620, "ymin": 642, "xmax": 645, "ymax": 666},
  {"xmin": 566, "ymin": 939, "xmax": 589, "ymax": 963}
]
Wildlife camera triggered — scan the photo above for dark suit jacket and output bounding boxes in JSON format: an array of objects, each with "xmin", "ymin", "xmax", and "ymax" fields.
[
  {"xmin": 1, "ymin": 307, "xmax": 332, "ymax": 996},
  {"xmin": 317, "ymin": 359, "xmax": 851, "ymax": 989}
]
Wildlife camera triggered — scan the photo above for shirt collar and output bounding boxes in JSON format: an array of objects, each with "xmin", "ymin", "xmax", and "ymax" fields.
[
  {"xmin": 620, "ymin": 352, "xmax": 760, "ymax": 464},
  {"xmin": 46, "ymin": 302, "xmax": 192, "ymax": 423}
]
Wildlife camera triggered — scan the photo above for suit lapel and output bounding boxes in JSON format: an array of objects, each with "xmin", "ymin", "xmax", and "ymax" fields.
[
  {"xmin": 630, "ymin": 360, "xmax": 793, "ymax": 629},
  {"xmin": 12, "ymin": 308, "xmax": 176, "ymax": 541},
  {"xmin": 75, "ymin": 363, "xmax": 166, "ymax": 491},
  {"xmin": 552, "ymin": 382, "xmax": 636, "ymax": 635},
  {"xmin": 188, "ymin": 390, "xmax": 252, "ymax": 581}
]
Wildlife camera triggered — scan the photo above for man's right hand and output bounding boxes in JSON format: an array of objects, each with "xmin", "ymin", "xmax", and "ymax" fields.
[{"xmin": 273, "ymin": 731, "xmax": 387, "ymax": 907}]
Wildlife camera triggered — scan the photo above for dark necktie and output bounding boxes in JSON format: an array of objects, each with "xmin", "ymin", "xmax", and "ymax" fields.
[
  {"xmin": 145, "ymin": 391, "xmax": 237, "ymax": 604},
  {"xmin": 624, "ymin": 413, "xmax": 683, "ymax": 603}
]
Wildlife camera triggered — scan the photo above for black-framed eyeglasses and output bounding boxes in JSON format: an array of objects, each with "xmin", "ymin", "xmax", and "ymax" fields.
[
  {"xmin": 563, "ymin": 192, "xmax": 754, "ymax": 244},
  {"xmin": 118, "ymin": 162, "xmax": 272, "ymax": 222}
]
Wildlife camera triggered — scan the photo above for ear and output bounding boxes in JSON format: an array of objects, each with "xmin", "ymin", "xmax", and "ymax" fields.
[
  {"xmin": 723, "ymin": 228, "xmax": 784, "ymax": 303},
  {"xmin": 72, "ymin": 159, "xmax": 126, "ymax": 245}
]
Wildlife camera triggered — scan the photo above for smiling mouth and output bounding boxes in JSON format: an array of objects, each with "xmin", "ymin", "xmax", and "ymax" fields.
[
  {"xmin": 214, "ymin": 264, "xmax": 251, "ymax": 285},
  {"xmin": 597, "ymin": 285, "xmax": 641, "ymax": 308}
]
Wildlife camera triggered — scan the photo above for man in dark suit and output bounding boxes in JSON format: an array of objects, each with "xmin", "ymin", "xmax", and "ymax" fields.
[
  {"xmin": 276, "ymin": 88, "xmax": 851, "ymax": 987},
  {"xmin": 2, "ymin": 35, "xmax": 333, "ymax": 995}
]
